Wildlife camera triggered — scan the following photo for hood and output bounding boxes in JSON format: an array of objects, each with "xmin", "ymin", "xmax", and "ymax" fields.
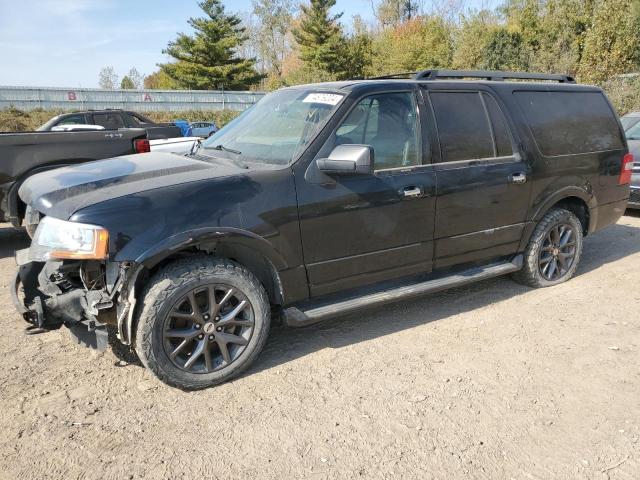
[{"xmin": 19, "ymin": 151, "xmax": 246, "ymax": 219}]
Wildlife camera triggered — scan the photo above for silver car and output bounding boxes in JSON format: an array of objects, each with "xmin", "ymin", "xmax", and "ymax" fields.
[{"xmin": 622, "ymin": 112, "xmax": 640, "ymax": 209}]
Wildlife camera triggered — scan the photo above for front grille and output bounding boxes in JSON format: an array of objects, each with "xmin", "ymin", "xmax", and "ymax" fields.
[{"xmin": 630, "ymin": 188, "xmax": 640, "ymax": 204}]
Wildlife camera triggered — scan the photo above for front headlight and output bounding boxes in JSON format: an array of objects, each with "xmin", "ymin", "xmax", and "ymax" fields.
[{"xmin": 30, "ymin": 217, "xmax": 109, "ymax": 261}]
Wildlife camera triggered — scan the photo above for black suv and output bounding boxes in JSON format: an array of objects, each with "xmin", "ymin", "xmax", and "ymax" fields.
[{"xmin": 14, "ymin": 70, "xmax": 632, "ymax": 390}]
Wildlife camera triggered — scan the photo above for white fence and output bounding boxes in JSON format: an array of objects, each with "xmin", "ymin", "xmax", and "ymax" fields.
[{"xmin": 0, "ymin": 86, "xmax": 266, "ymax": 112}]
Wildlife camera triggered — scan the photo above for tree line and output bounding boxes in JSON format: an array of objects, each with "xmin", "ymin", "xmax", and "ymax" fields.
[{"xmin": 102, "ymin": 0, "xmax": 640, "ymax": 93}]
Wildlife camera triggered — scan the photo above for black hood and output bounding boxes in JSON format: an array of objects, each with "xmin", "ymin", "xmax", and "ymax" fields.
[{"xmin": 19, "ymin": 152, "xmax": 246, "ymax": 219}]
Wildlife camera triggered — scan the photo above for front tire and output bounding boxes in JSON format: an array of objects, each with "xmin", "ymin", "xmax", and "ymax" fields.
[
  {"xmin": 135, "ymin": 256, "xmax": 270, "ymax": 390},
  {"xmin": 513, "ymin": 208, "xmax": 583, "ymax": 288}
]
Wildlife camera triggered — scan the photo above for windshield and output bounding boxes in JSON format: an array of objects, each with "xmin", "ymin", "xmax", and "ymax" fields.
[
  {"xmin": 626, "ymin": 120, "xmax": 640, "ymax": 140},
  {"xmin": 201, "ymin": 88, "xmax": 344, "ymax": 165}
]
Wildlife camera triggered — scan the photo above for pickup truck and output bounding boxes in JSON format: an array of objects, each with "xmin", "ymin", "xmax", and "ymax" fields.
[
  {"xmin": 37, "ymin": 110, "xmax": 182, "ymax": 140},
  {"xmin": 0, "ymin": 128, "xmax": 148, "ymax": 227}
]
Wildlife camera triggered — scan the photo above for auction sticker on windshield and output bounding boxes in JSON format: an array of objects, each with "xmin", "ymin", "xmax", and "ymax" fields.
[{"xmin": 303, "ymin": 93, "xmax": 344, "ymax": 106}]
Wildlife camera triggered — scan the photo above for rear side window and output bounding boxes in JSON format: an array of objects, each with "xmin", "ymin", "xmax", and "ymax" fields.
[
  {"xmin": 93, "ymin": 113, "xmax": 126, "ymax": 129},
  {"xmin": 430, "ymin": 92, "xmax": 494, "ymax": 162},
  {"xmin": 514, "ymin": 91, "xmax": 624, "ymax": 156},
  {"xmin": 56, "ymin": 114, "xmax": 86, "ymax": 126}
]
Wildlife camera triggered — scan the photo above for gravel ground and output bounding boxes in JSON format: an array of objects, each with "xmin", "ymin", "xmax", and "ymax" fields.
[{"xmin": 0, "ymin": 214, "xmax": 639, "ymax": 480}]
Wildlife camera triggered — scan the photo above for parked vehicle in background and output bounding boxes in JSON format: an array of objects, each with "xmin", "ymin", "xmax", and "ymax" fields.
[
  {"xmin": 51, "ymin": 124, "xmax": 105, "ymax": 132},
  {"xmin": 622, "ymin": 112, "xmax": 640, "ymax": 209},
  {"xmin": 150, "ymin": 136, "xmax": 201, "ymax": 155},
  {"xmin": 38, "ymin": 110, "xmax": 183, "ymax": 140},
  {"xmin": 0, "ymin": 129, "xmax": 148, "ymax": 227},
  {"xmin": 13, "ymin": 70, "xmax": 631, "ymax": 390},
  {"xmin": 191, "ymin": 121, "xmax": 218, "ymax": 137}
]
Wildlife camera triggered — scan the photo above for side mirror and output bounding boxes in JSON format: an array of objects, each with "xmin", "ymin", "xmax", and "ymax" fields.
[{"xmin": 316, "ymin": 144, "xmax": 374, "ymax": 175}]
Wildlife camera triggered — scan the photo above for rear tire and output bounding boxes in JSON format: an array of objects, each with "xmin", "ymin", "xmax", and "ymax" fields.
[
  {"xmin": 513, "ymin": 208, "xmax": 583, "ymax": 288},
  {"xmin": 134, "ymin": 256, "xmax": 270, "ymax": 390}
]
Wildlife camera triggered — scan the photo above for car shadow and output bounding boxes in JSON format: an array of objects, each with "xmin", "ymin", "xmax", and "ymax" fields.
[{"xmin": 0, "ymin": 226, "xmax": 29, "ymax": 260}]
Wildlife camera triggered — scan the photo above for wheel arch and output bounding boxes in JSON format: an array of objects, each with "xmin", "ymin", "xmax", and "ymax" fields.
[
  {"xmin": 132, "ymin": 227, "xmax": 287, "ymax": 307},
  {"xmin": 531, "ymin": 187, "xmax": 596, "ymax": 235}
]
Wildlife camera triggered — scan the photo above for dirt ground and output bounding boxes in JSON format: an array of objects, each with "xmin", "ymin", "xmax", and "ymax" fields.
[{"xmin": 0, "ymin": 214, "xmax": 639, "ymax": 480}]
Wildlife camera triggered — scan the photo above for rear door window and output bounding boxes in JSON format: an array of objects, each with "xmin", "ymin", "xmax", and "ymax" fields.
[
  {"xmin": 430, "ymin": 92, "xmax": 494, "ymax": 162},
  {"xmin": 514, "ymin": 91, "xmax": 624, "ymax": 156},
  {"xmin": 92, "ymin": 113, "xmax": 126, "ymax": 130},
  {"xmin": 56, "ymin": 114, "xmax": 86, "ymax": 126}
]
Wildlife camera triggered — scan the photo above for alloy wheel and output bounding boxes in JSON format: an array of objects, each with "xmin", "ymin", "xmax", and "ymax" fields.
[
  {"xmin": 162, "ymin": 284, "xmax": 254, "ymax": 373},
  {"xmin": 538, "ymin": 223, "xmax": 577, "ymax": 281}
]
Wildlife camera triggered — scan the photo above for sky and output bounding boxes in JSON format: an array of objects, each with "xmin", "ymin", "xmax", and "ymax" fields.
[{"xmin": 0, "ymin": 0, "xmax": 491, "ymax": 88}]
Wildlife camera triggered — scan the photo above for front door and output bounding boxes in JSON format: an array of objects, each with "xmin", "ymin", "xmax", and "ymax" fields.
[
  {"xmin": 294, "ymin": 90, "xmax": 437, "ymax": 297},
  {"xmin": 423, "ymin": 86, "xmax": 532, "ymax": 268}
]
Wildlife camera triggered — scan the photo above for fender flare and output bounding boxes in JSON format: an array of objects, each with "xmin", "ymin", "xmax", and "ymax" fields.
[
  {"xmin": 530, "ymin": 185, "xmax": 597, "ymax": 227},
  {"xmin": 131, "ymin": 226, "xmax": 289, "ymax": 272}
]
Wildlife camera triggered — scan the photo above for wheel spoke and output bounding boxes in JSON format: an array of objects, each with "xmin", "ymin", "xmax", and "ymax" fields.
[
  {"xmin": 165, "ymin": 327, "xmax": 197, "ymax": 338},
  {"xmin": 184, "ymin": 339, "xmax": 206, "ymax": 370},
  {"xmin": 547, "ymin": 259, "xmax": 557, "ymax": 279},
  {"xmin": 169, "ymin": 339, "xmax": 191, "ymax": 360},
  {"xmin": 220, "ymin": 300, "xmax": 247, "ymax": 323},
  {"xmin": 187, "ymin": 291, "xmax": 204, "ymax": 322},
  {"xmin": 203, "ymin": 345, "xmax": 213, "ymax": 372},
  {"xmin": 559, "ymin": 228, "xmax": 573, "ymax": 246},
  {"xmin": 216, "ymin": 339, "xmax": 232, "ymax": 364},
  {"xmin": 217, "ymin": 332, "xmax": 249, "ymax": 346},
  {"xmin": 170, "ymin": 311, "xmax": 196, "ymax": 321}
]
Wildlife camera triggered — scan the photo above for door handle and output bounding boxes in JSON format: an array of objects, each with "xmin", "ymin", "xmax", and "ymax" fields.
[
  {"xmin": 509, "ymin": 172, "xmax": 527, "ymax": 184},
  {"xmin": 400, "ymin": 185, "xmax": 423, "ymax": 198}
]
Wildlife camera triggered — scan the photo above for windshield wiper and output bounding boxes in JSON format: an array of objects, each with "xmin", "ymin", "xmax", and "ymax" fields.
[{"xmin": 211, "ymin": 144, "xmax": 242, "ymax": 155}]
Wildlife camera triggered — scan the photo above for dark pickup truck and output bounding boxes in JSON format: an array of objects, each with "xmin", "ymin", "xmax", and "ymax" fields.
[
  {"xmin": 37, "ymin": 110, "xmax": 183, "ymax": 140},
  {"xmin": 0, "ymin": 128, "xmax": 148, "ymax": 227},
  {"xmin": 13, "ymin": 70, "xmax": 631, "ymax": 390}
]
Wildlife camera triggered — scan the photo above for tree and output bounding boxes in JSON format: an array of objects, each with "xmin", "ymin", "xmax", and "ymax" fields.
[
  {"xmin": 144, "ymin": 70, "xmax": 178, "ymax": 90},
  {"xmin": 578, "ymin": 0, "xmax": 640, "ymax": 84},
  {"xmin": 371, "ymin": 16, "xmax": 453, "ymax": 75},
  {"xmin": 98, "ymin": 66, "xmax": 118, "ymax": 89},
  {"xmin": 375, "ymin": 0, "xmax": 421, "ymax": 27},
  {"xmin": 159, "ymin": 0, "xmax": 264, "ymax": 89},
  {"xmin": 251, "ymin": 0, "xmax": 295, "ymax": 79},
  {"xmin": 452, "ymin": 11, "xmax": 501, "ymax": 70},
  {"xmin": 127, "ymin": 67, "xmax": 144, "ymax": 89},
  {"xmin": 292, "ymin": 0, "xmax": 344, "ymax": 76},
  {"xmin": 480, "ymin": 29, "xmax": 530, "ymax": 71},
  {"xmin": 120, "ymin": 75, "xmax": 135, "ymax": 89}
]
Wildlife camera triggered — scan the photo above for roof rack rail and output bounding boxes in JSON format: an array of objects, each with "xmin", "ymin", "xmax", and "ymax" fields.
[
  {"xmin": 414, "ymin": 69, "xmax": 576, "ymax": 83},
  {"xmin": 368, "ymin": 72, "xmax": 417, "ymax": 80}
]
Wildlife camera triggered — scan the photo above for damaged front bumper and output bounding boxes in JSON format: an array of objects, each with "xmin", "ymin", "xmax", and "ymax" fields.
[{"xmin": 13, "ymin": 249, "xmax": 140, "ymax": 352}]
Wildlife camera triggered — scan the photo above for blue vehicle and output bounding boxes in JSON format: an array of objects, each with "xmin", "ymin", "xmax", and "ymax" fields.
[{"xmin": 190, "ymin": 121, "xmax": 218, "ymax": 137}]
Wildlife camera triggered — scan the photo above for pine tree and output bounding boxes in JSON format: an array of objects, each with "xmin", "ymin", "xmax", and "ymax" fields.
[
  {"xmin": 159, "ymin": 0, "xmax": 264, "ymax": 90},
  {"xmin": 120, "ymin": 75, "xmax": 135, "ymax": 89},
  {"xmin": 292, "ymin": 0, "xmax": 344, "ymax": 76}
]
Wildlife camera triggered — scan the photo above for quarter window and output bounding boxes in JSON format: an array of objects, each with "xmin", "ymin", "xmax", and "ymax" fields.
[
  {"xmin": 514, "ymin": 91, "xmax": 624, "ymax": 156},
  {"xmin": 330, "ymin": 92, "xmax": 421, "ymax": 170}
]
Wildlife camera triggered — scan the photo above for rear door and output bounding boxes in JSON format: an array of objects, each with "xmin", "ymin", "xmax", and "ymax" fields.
[{"xmin": 423, "ymin": 85, "xmax": 532, "ymax": 268}]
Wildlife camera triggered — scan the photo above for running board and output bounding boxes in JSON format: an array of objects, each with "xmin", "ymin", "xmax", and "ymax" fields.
[{"xmin": 284, "ymin": 255, "xmax": 523, "ymax": 327}]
